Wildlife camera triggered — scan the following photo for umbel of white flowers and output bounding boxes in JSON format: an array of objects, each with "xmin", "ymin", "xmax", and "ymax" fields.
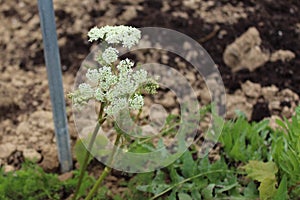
[{"xmin": 69, "ymin": 25, "xmax": 159, "ymax": 116}]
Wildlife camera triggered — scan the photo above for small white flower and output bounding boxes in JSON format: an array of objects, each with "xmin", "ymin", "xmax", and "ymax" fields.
[
  {"xmin": 87, "ymin": 26, "xmax": 105, "ymax": 42},
  {"xmin": 105, "ymin": 97, "xmax": 128, "ymax": 116},
  {"xmin": 129, "ymin": 94, "xmax": 144, "ymax": 110},
  {"xmin": 94, "ymin": 88, "xmax": 105, "ymax": 102},
  {"xmin": 133, "ymin": 69, "xmax": 148, "ymax": 84},
  {"xmin": 117, "ymin": 58, "xmax": 134, "ymax": 75},
  {"xmin": 78, "ymin": 83, "xmax": 94, "ymax": 99},
  {"xmin": 102, "ymin": 47, "xmax": 119, "ymax": 65},
  {"xmin": 98, "ymin": 66, "xmax": 118, "ymax": 91},
  {"xmin": 86, "ymin": 68, "xmax": 100, "ymax": 83},
  {"xmin": 69, "ymin": 83, "xmax": 94, "ymax": 106}
]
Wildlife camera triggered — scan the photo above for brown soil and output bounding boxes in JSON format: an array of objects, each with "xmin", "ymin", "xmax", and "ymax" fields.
[{"xmin": 0, "ymin": 0, "xmax": 299, "ymax": 198}]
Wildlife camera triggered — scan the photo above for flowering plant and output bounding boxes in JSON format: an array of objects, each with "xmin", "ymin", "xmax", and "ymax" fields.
[{"xmin": 69, "ymin": 25, "xmax": 159, "ymax": 200}]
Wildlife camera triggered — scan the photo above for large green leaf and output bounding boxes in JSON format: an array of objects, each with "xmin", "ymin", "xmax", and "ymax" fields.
[{"xmin": 243, "ymin": 161, "xmax": 278, "ymax": 200}]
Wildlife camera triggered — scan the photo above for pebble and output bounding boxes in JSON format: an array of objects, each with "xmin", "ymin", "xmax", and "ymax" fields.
[
  {"xmin": 0, "ymin": 143, "xmax": 16, "ymax": 159},
  {"xmin": 23, "ymin": 148, "xmax": 42, "ymax": 163},
  {"xmin": 3, "ymin": 165, "xmax": 15, "ymax": 173}
]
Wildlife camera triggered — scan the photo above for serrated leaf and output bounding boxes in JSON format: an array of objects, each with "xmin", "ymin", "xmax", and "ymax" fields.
[
  {"xmin": 178, "ymin": 193, "xmax": 193, "ymax": 200},
  {"xmin": 243, "ymin": 161, "xmax": 278, "ymax": 182},
  {"xmin": 258, "ymin": 177, "xmax": 277, "ymax": 200},
  {"xmin": 243, "ymin": 161, "xmax": 278, "ymax": 200}
]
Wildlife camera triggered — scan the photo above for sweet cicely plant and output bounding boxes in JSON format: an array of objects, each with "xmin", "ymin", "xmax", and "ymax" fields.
[{"xmin": 69, "ymin": 25, "xmax": 159, "ymax": 200}]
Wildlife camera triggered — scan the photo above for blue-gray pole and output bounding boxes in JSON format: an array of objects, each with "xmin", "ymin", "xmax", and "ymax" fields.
[{"xmin": 38, "ymin": 0, "xmax": 73, "ymax": 172}]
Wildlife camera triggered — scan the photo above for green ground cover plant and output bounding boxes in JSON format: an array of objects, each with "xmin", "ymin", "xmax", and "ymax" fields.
[{"xmin": 1, "ymin": 106, "xmax": 299, "ymax": 199}]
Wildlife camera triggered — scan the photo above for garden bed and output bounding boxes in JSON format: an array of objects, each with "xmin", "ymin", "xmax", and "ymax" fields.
[{"xmin": 0, "ymin": 0, "xmax": 299, "ymax": 199}]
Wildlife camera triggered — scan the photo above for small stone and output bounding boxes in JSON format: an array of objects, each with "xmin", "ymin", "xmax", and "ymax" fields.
[
  {"xmin": 158, "ymin": 91, "xmax": 176, "ymax": 108},
  {"xmin": 226, "ymin": 94, "xmax": 252, "ymax": 120},
  {"xmin": 269, "ymin": 101, "xmax": 281, "ymax": 111},
  {"xmin": 149, "ymin": 104, "xmax": 168, "ymax": 128},
  {"xmin": 58, "ymin": 171, "xmax": 73, "ymax": 182},
  {"xmin": 279, "ymin": 89, "xmax": 299, "ymax": 101},
  {"xmin": 270, "ymin": 50, "xmax": 295, "ymax": 62},
  {"xmin": 266, "ymin": 116, "xmax": 281, "ymax": 130},
  {"xmin": 23, "ymin": 149, "xmax": 42, "ymax": 163},
  {"xmin": 241, "ymin": 80, "xmax": 261, "ymax": 99},
  {"xmin": 161, "ymin": 54, "xmax": 169, "ymax": 64},
  {"xmin": 3, "ymin": 165, "xmax": 15, "ymax": 173},
  {"xmin": 199, "ymin": 88, "xmax": 211, "ymax": 104},
  {"xmin": 262, "ymin": 85, "xmax": 279, "ymax": 100},
  {"xmin": 185, "ymin": 71, "xmax": 196, "ymax": 82},
  {"xmin": 16, "ymin": 122, "xmax": 30, "ymax": 135},
  {"xmin": 0, "ymin": 143, "xmax": 16, "ymax": 159},
  {"xmin": 282, "ymin": 106, "xmax": 291, "ymax": 118},
  {"xmin": 171, "ymin": 108, "xmax": 180, "ymax": 115},
  {"xmin": 29, "ymin": 136, "xmax": 38, "ymax": 143},
  {"xmin": 119, "ymin": 6, "xmax": 137, "ymax": 21}
]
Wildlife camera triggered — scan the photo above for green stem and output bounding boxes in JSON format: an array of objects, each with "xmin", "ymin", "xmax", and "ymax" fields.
[
  {"xmin": 85, "ymin": 166, "xmax": 112, "ymax": 200},
  {"xmin": 85, "ymin": 133, "xmax": 122, "ymax": 200},
  {"xmin": 72, "ymin": 103, "xmax": 106, "ymax": 200}
]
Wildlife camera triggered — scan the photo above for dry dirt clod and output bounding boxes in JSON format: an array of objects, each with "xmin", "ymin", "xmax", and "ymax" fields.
[
  {"xmin": 262, "ymin": 85, "xmax": 279, "ymax": 100},
  {"xmin": 23, "ymin": 148, "xmax": 42, "ymax": 163},
  {"xmin": 118, "ymin": 6, "xmax": 138, "ymax": 22},
  {"xmin": 39, "ymin": 145, "xmax": 59, "ymax": 172},
  {"xmin": 223, "ymin": 27, "xmax": 269, "ymax": 72},
  {"xmin": 270, "ymin": 50, "xmax": 296, "ymax": 62},
  {"xmin": 241, "ymin": 80, "xmax": 262, "ymax": 99},
  {"xmin": 226, "ymin": 92, "xmax": 253, "ymax": 120},
  {"xmin": 0, "ymin": 143, "xmax": 16, "ymax": 159},
  {"xmin": 58, "ymin": 171, "xmax": 74, "ymax": 181},
  {"xmin": 3, "ymin": 165, "xmax": 15, "ymax": 173}
]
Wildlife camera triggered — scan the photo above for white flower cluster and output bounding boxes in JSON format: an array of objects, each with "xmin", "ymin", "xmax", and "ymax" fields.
[
  {"xmin": 69, "ymin": 25, "xmax": 159, "ymax": 117},
  {"xmin": 71, "ymin": 60, "xmax": 157, "ymax": 116},
  {"xmin": 87, "ymin": 25, "xmax": 141, "ymax": 49},
  {"xmin": 102, "ymin": 47, "xmax": 118, "ymax": 65}
]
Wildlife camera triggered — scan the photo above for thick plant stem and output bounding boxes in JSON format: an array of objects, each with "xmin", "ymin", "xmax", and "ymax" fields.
[
  {"xmin": 85, "ymin": 166, "xmax": 111, "ymax": 200},
  {"xmin": 85, "ymin": 133, "xmax": 122, "ymax": 200},
  {"xmin": 72, "ymin": 104, "xmax": 106, "ymax": 200}
]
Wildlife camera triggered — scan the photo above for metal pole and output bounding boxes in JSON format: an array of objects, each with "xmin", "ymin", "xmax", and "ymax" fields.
[{"xmin": 38, "ymin": 0, "xmax": 73, "ymax": 172}]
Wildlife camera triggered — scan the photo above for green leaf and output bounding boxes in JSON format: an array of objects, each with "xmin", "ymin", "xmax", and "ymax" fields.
[
  {"xmin": 259, "ymin": 177, "xmax": 277, "ymax": 200},
  {"xmin": 243, "ymin": 181, "xmax": 259, "ymax": 198},
  {"xmin": 243, "ymin": 161, "xmax": 278, "ymax": 182},
  {"xmin": 178, "ymin": 193, "xmax": 193, "ymax": 200},
  {"xmin": 169, "ymin": 167, "xmax": 184, "ymax": 183},
  {"xmin": 216, "ymin": 182, "xmax": 239, "ymax": 194},
  {"xmin": 243, "ymin": 161, "xmax": 278, "ymax": 200},
  {"xmin": 181, "ymin": 151, "xmax": 196, "ymax": 178},
  {"xmin": 74, "ymin": 139, "xmax": 92, "ymax": 168},
  {"xmin": 274, "ymin": 175, "xmax": 287, "ymax": 200},
  {"xmin": 191, "ymin": 189, "xmax": 202, "ymax": 200},
  {"xmin": 201, "ymin": 184, "xmax": 215, "ymax": 200},
  {"xmin": 136, "ymin": 170, "xmax": 170, "ymax": 195}
]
